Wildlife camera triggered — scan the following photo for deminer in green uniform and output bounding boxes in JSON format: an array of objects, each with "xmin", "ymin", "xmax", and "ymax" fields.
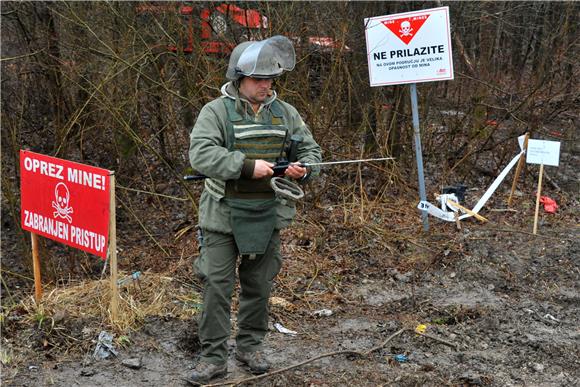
[{"xmin": 188, "ymin": 36, "xmax": 322, "ymax": 383}]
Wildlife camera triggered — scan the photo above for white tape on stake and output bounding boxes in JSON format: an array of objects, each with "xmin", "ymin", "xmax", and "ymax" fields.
[
  {"xmin": 419, "ymin": 135, "xmax": 527, "ymax": 222},
  {"xmin": 417, "ymin": 201, "xmax": 456, "ymax": 222},
  {"xmin": 459, "ymin": 150, "xmax": 524, "ymax": 219}
]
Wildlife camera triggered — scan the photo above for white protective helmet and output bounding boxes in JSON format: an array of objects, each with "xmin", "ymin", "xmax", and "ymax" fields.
[{"xmin": 226, "ymin": 35, "xmax": 296, "ymax": 80}]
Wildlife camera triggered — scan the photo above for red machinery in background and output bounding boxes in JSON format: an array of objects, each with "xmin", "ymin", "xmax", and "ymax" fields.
[
  {"xmin": 135, "ymin": 2, "xmax": 347, "ymax": 55},
  {"xmin": 136, "ymin": 2, "xmax": 268, "ymax": 55}
]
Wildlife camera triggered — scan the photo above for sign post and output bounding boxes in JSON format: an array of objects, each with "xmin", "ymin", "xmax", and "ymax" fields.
[
  {"xmin": 109, "ymin": 173, "xmax": 118, "ymax": 321},
  {"xmin": 31, "ymin": 233, "xmax": 42, "ymax": 302},
  {"xmin": 410, "ymin": 83, "xmax": 428, "ymax": 230},
  {"xmin": 533, "ymin": 164, "xmax": 545, "ymax": 235},
  {"xmin": 365, "ymin": 7, "xmax": 453, "ymax": 231},
  {"xmin": 525, "ymin": 139, "xmax": 561, "ymax": 235}
]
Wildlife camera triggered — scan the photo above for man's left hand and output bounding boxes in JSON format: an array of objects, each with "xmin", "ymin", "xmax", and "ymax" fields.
[{"xmin": 285, "ymin": 163, "xmax": 307, "ymax": 180}]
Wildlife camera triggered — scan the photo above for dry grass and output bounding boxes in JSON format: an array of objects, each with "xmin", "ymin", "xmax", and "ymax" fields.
[{"xmin": 17, "ymin": 271, "xmax": 201, "ymax": 333}]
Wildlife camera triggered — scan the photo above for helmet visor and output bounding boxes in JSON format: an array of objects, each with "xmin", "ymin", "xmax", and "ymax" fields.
[{"xmin": 235, "ymin": 35, "xmax": 295, "ymax": 78}]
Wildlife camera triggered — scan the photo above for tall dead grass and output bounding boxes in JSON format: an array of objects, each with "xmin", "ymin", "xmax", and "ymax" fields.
[{"xmin": 18, "ymin": 271, "xmax": 201, "ymax": 332}]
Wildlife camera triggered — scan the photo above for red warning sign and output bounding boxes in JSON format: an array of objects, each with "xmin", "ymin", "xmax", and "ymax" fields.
[
  {"xmin": 382, "ymin": 15, "xmax": 430, "ymax": 45},
  {"xmin": 20, "ymin": 150, "xmax": 111, "ymax": 259}
]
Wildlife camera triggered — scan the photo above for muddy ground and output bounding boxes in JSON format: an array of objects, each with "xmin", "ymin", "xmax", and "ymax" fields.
[{"xmin": 1, "ymin": 181, "xmax": 579, "ymax": 387}]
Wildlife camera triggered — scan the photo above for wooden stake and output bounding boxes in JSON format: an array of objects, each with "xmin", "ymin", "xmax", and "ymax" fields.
[
  {"xmin": 454, "ymin": 212, "xmax": 462, "ymax": 230},
  {"xmin": 533, "ymin": 164, "xmax": 544, "ymax": 235},
  {"xmin": 109, "ymin": 173, "xmax": 119, "ymax": 322},
  {"xmin": 447, "ymin": 199, "xmax": 488, "ymax": 222},
  {"xmin": 507, "ymin": 132, "xmax": 529, "ymax": 207},
  {"xmin": 31, "ymin": 233, "xmax": 42, "ymax": 302}
]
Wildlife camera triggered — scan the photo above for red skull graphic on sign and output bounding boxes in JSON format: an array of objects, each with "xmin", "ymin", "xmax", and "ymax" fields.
[
  {"xmin": 52, "ymin": 182, "xmax": 74, "ymax": 223},
  {"xmin": 382, "ymin": 15, "xmax": 430, "ymax": 45}
]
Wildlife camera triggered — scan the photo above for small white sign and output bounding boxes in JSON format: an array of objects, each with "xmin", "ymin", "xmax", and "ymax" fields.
[
  {"xmin": 364, "ymin": 6, "xmax": 453, "ymax": 86},
  {"xmin": 526, "ymin": 139, "xmax": 561, "ymax": 167}
]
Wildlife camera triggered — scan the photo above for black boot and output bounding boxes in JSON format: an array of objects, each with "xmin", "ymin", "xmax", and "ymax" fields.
[
  {"xmin": 189, "ymin": 361, "xmax": 227, "ymax": 384},
  {"xmin": 235, "ymin": 349, "xmax": 271, "ymax": 374}
]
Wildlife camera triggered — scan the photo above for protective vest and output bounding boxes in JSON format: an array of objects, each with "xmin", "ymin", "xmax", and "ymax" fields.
[
  {"xmin": 206, "ymin": 97, "xmax": 288, "ymax": 256},
  {"xmin": 204, "ymin": 97, "xmax": 288, "ymax": 199}
]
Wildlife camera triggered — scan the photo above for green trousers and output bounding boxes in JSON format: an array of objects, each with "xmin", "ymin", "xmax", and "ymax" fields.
[{"xmin": 194, "ymin": 229, "xmax": 282, "ymax": 364}]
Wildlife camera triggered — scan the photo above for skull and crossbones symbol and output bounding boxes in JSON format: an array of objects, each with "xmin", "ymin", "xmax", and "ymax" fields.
[
  {"xmin": 52, "ymin": 182, "xmax": 74, "ymax": 223},
  {"xmin": 399, "ymin": 20, "xmax": 413, "ymax": 37}
]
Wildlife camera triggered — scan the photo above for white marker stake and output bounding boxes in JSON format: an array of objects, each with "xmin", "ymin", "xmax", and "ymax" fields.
[
  {"xmin": 533, "ymin": 164, "xmax": 544, "ymax": 235},
  {"xmin": 508, "ymin": 132, "xmax": 529, "ymax": 207},
  {"xmin": 526, "ymin": 139, "xmax": 560, "ymax": 235}
]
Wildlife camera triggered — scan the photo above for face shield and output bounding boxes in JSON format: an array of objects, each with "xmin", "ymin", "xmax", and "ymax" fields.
[{"xmin": 226, "ymin": 35, "xmax": 296, "ymax": 80}]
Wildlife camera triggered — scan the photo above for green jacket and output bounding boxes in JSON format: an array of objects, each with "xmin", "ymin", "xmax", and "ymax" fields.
[{"xmin": 189, "ymin": 82, "xmax": 322, "ymax": 234}]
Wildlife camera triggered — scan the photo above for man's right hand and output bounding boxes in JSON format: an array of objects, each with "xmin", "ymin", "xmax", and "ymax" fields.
[{"xmin": 253, "ymin": 160, "xmax": 274, "ymax": 179}]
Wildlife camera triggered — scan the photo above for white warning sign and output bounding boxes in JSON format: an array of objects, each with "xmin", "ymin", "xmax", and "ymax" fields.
[
  {"xmin": 526, "ymin": 139, "xmax": 561, "ymax": 167},
  {"xmin": 364, "ymin": 6, "xmax": 453, "ymax": 86}
]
